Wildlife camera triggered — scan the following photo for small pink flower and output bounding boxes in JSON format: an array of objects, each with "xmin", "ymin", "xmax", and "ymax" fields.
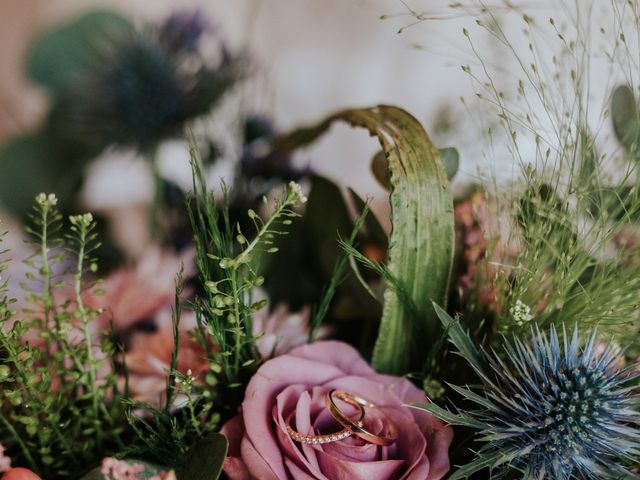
[
  {"xmin": 221, "ymin": 340, "xmax": 453, "ymax": 480},
  {"xmin": 253, "ymin": 303, "xmax": 321, "ymax": 358},
  {"xmin": 149, "ymin": 472, "xmax": 177, "ymax": 480},
  {"xmin": 0, "ymin": 444, "xmax": 11, "ymax": 473},
  {"xmin": 100, "ymin": 457, "xmax": 145, "ymax": 480},
  {"xmin": 454, "ymin": 191, "xmax": 519, "ymax": 314}
]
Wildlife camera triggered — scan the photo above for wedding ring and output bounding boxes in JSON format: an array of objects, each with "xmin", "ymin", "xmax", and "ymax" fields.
[
  {"xmin": 285, "ymin": 394, "xmax": 365, "ymax": 444},
  {"xmin": 326, "ymin": 389, "xmax": 397, "ymax": 446}
]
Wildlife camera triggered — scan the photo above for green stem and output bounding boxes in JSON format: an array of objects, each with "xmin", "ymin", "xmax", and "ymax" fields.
[
  {"xmin": 228, "ymin": 189, "xmax": 298, "ymax": 376},
  {"xmin": 39, "ymin": 206, "xmax": 58, "ymax": 358},
  {"xmin": 165, "ymin": 268, "xmax": 184, "ymax": 410},
  {"xmin": 0, "ymin": 412, "xmax": 37, "ymax": 471},
  {"xmin": 230, "ymin": 269, "xmax": 243, "ymax": 379},
  {"xmin": 73, "ymin": 223, "xmax": 103, "ymax": 445},
  {"xmin": 150, "ymin": 150, "xmax": 163, "ymax": 241}
]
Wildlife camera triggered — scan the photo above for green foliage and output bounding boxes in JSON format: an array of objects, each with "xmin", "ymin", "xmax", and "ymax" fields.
[
  {"xmin": 262, "ymin": 175, "xmax": 383, "ymax": 327},
  {"xmin": 264, "ymin": 106, "xmax": 455, "ymax": 376},
  {"xmin": 0, "ymin": 194, "xmax": 127, "ymax": 478},
  {"xmin": 371, "ymin": 146, "xmax": 459, "ymax": 190},
  {"xmin": 452, "ymin": 4, "xmax": 640, "ymax": 349},
  {"xmin": 308, "ymin": 200, "xmax": 372, "ymax": 341},
  {"xmin": 178, "ymin": 432, "xmax": 228, "ymax": 480},
  {"xmin": 123, "ymin": 394, "xmax": 220, "ymax": 470},
  {"xmin": 122, "ymin": 270, "xmax": 220, "ymax": 469},
  {"xmin": 186, "ymin": 143, "xmax": 306, "ymax": 405}
]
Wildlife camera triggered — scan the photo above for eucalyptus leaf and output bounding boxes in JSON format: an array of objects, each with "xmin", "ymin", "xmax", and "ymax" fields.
[
  {"xmin": 267, "ymin": 106, "xmax": 455, "ymax": 375},
  {"xmin": 611, "ymin": 85, "xmax": 640, "ymax": 156},
  {"xmin": 178, "ymin": 432, "xmax": 228, "ymax": 480},
  {"xmin": 26, "ymin": 10, "xmax": 132, "ymax": 92},
  {"xmin": 432, "ymin": 303, "xmax": 486, "ymax": 374},
  {"xmin": 371, "ymin": 149, "xmax": 391, "ymax": 189},
  {"xmin": 438, "ymin": 147, "xmax": 460, "ymax": 180}
]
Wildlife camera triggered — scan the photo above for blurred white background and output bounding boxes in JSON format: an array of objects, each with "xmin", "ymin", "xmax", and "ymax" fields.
[{"xmin": 0, "ymin": 0, "xmax": 626, "ymax": 235}]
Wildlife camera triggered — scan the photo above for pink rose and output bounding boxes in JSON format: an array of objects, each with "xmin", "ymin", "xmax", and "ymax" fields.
[{"xmin": 221, "ymin": 341, "xmax": 453, "ymax": 480}]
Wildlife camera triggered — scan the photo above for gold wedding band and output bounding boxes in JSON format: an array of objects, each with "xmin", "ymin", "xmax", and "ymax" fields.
[
  {"xmin": 326, "ymin": 389, "xmax": 397, "ymax": 446},
  {"xmin": 285, "ymin": 394, "xmax": 365, "ymax": 444}
]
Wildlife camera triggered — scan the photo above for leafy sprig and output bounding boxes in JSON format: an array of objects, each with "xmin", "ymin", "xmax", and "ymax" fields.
[
  {"xmin": 186, "ymin": 142, "xmax": 306, "ymax": 404},
  {"xmin": 0, "ymin": 195, "xmax": 126, "ymax": 478}
]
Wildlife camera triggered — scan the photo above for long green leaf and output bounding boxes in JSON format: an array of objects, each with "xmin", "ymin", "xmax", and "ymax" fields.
[
  {"xmin": 410, "ymin": 402, "xmax": 486, "ymax": 429},
  {"xmin": 446, "ymin": 450, "xmax": 506, "ymax": 480},
  {"xmin": 268, "ymin": 105, "xmax": 454, "ymax": 375},
  {"xmin": 432, "ymin": 303, "xmax": 486, "ymax": 374}
]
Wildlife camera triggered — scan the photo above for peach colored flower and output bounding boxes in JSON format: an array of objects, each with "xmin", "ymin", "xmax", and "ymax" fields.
[
  {"xmin": 86, "ymin": 247, "xmax": 193, "ymax": 332},
  {"xmin": 77, "ymin": 247, "xmax": 203, "ymax": 404},
  {"xmin": 124, "ymin": 308, "xmax": 209, "ymax": 405}
]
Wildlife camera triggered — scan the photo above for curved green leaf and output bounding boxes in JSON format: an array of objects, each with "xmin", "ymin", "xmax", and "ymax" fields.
[
  {"xmin": 268, "ymin": 105, "xmax": 454, "ymax": 375},
  {"xmin": 371, "ymin": 146, "xmax": 459, "ymax": 190}
]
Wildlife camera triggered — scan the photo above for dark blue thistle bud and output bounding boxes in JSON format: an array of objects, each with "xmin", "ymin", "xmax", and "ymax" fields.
[
  {"xmin": 240, "ymin": 115, "xmax": 310, "ymax": 182},
  {"xmin": 159, "ymin": 9, "xmax": 211, "ymax": 54},
  {"xmin": 414, "ymin": 305, "xmax": 640, "ymax": 480}
]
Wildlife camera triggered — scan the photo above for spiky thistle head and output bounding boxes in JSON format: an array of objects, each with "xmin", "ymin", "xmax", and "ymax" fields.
[
  {"xmin": 415, "ymin": 305, "xmax": 640, "ymax": 480},
  {"xmin": 46, "ymin": 12, "xmax": 240, "ymax": 155}
]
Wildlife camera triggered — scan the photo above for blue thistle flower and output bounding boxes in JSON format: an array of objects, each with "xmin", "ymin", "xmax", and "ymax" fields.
[
  {"xmin": 414, "ymin": 304, "xmax": 640, "ymax": 480},
  {"xmin": 46, "ymin": 13, "xmax": 240, "ymax": 155}
]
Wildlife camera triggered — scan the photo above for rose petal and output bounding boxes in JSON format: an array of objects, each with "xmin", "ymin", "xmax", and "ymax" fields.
[
  {"xmin": 316, "ymin": 449, "xmax": 404, "ymax": 480},
  {"xmin": 286, "ymin": 341, "xmax": 375, "ymax": 378},
  {"xmin": 241, "ymin": 436, "xmax": 281, "ymax": 480}
]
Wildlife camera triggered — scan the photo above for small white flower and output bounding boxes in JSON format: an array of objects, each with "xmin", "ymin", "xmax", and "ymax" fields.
[
  {"xmin": 69, "ymin": 213, "xmax": 94, "ymax": 227},
  {"xmin": 35, "ymin": 192, "xmax": 58, "ymax": 207},
  {"xmin": 510, "ymin": 299, "xmax": 533, "ymax": 326},
  {"xmin": 288, "ymin": 181, "xmax": 307, "ymax": 204}
]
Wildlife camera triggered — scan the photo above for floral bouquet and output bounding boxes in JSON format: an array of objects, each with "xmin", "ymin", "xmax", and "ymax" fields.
[{"xmin": 0, "ymin": 2, "xmax": 639, "ymax": 480}]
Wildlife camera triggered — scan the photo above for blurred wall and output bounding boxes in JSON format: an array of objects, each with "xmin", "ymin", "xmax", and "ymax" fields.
[
  {"xmin": 0, "ymin": 0, "xmax": 475, "ymax": 203},
  {"xmin": 0, "ymin": 1, "xmax": 620, "ymax": 220}
]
